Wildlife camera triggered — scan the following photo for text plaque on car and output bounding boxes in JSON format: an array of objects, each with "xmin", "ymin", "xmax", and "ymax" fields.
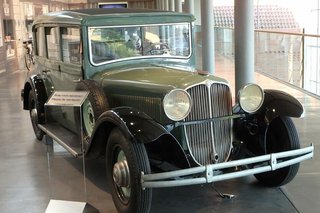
[{"xmin": 46, "ymin": 91, "xmax": 89, "ymax": 107}]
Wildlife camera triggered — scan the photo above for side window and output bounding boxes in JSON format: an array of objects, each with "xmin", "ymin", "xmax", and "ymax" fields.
[
  {"xmin": 61, "ymin": 27, "xmax": 81, "ymax": 64},
  {"xmin": 45, "ymin": 27, "xmax": 60, "ymax": 60},
  {"xmin": 35, "ymin": 27, "xmax": 46, "ymax": 57}
]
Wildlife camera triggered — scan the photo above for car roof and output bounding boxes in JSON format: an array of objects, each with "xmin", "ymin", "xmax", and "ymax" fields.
[
  {"xmin": 33, "ymin": 8, "xmax": 195, "ymax": 27},
  {"xmin": 72, "ymin": 8, "xmax": 161, "ymax": 15}
]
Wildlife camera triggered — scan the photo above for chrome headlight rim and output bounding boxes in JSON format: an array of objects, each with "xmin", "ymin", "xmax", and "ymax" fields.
[
  {"xmin": 163, "ymin": 89, "xmax": 192, "ymax": 121},
  {"xmin": 238, "ymin": 83, "xmax": 264, "ymax": 114}
]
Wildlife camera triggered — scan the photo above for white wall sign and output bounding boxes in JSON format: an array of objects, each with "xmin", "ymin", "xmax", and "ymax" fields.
[{"xmin": 46, "ymin": 91, "xmax": 89, "ymax": 107}]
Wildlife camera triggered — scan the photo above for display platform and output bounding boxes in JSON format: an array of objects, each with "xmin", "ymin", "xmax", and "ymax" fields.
[{"xmin": 45, "ymin": 200, "xmax": 99, "ymax": 213}]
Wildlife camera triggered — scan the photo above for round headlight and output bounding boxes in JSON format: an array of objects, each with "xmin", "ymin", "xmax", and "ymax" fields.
[
  {"xmin": 163, "ymin": 89, "xmax": 192, "ymax": 121},
  {"xmin": 238, "ymin": 84, "xmax": 264, "ymax": 113}
]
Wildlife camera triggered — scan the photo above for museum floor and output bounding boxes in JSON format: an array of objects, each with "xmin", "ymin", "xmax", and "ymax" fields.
[{"xmin": 0, "ymin": 55, "xmax": 319, "ymax": 213}]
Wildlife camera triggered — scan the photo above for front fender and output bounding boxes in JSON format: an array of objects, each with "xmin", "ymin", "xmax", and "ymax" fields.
[
  {"xmin": 86, "ymin": 107, "xmax": 190, "ymax": 169},
  {"xmin": 233, "ymin": 89, "xmax": 303, "ymax": 148},
  {"xmin": 96, "ymin": 107, "xmax": 169, "ymax": 144},
  {"xmin": 262, "ymin": 89, "xmax": 303, "ymax": 124}
]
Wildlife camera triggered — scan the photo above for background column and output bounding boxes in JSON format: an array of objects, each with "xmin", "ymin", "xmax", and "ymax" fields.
[
  {"xmin": 185, "ymin": 0, "xmax": 194, "ymax": 14},
  {"xmin": 234, "ymin": 0, "xmax": 255, "ymax": 93},
  {"xmin": 175, "ymin": 0, "xmax": 182, "ymax": 12},
  {"xmin": 169, "ymin": 0, "xmax": 175, "ymax": 11},
  {"xmin": 201, "ymin": 0, "xmax": 215, "ymax": 74}
]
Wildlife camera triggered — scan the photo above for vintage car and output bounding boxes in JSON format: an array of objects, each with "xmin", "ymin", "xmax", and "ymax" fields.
[{"xmin": 21, "ymin": 8, "xmax": 313, "ymax": 213}]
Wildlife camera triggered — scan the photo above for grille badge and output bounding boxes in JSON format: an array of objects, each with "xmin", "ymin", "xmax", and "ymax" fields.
[{"xmin": 210, "ymin": 152, "xmax": 219, "ymax": 163}]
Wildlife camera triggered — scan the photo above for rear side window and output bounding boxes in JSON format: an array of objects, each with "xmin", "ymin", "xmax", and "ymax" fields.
[
  {"xmin": 61, "ymin": 27, "xmax": 81, "ymax": 64},
  {"xmin": 45, "ymin": 27, "xmax": 60, "ymax": 60}
]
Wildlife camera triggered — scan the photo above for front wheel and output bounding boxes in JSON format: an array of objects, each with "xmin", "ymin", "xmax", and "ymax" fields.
[
  {"xmin": 106, "ymin": 128, "xmax": 152, "ymax": 213},
  {"xmin": 254, "ymin": 116, "xmax": 300, "ymax": 187}
]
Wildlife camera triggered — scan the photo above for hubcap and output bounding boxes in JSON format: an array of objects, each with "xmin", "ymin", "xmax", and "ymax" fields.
[
  {"xmin": 31, "ymin": 108, "xmax": 38, "ymax": 122},
  {"xmin": 113, "ymin": 159, "xmax": 130, "ymax": 187},
  {"xmin": 83, "ymin": 100, "xmax": 95, "ymax": 136},
  {"xmin": 113, "ymin": 150, "xmax": 131, "ymax": 201}
]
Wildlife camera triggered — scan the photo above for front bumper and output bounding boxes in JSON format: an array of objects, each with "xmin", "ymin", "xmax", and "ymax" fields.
[{"xmin": 141, "ymin": 144, "xmax": 314, "ymax": 188}]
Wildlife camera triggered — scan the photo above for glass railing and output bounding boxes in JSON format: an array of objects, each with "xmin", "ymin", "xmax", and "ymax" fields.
[{"xmin": 214, "ymin": 28, "xmax": 320, "ymax": 97}]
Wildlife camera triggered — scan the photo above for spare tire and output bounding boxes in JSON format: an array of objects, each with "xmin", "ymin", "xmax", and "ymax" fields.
[{"xmin": 76, "ymin": 80, "xmax": 109, "ymax": 142}]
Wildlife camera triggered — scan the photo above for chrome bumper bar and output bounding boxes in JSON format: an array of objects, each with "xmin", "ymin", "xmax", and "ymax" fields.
[{"xmin": 141, "ymin": 144, "xmax": 314, "ymax": 189}]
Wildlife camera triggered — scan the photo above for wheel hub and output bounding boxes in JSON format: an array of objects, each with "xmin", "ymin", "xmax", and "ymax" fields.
[
  {"xmin": 113, "ymin": 160, "xmax": 130, "ymax": 187},
  {"xmin": 83, "ymin": 100, "xmax": 95, "ymax": 136},
  {"xmin": 31, "ymin": 108, "xmax": 38, "ymax": 121},
  {"xmin": 88, "ymin": 107, "xmax": 94, "ymax": 125}
]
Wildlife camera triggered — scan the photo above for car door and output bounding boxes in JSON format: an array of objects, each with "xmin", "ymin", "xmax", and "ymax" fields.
[
  {"xmin": 58, "ymin": 26, "xmax": 83, "ymax": 133},
  {"xmin": 41, "ymin": 25, "xmax": 82, "ymax": 134}
]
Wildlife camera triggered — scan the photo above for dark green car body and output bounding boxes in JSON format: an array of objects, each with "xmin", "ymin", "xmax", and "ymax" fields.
[{"xmin": 21, "ymin": 8, "xmax": 313, "ymax": 213}]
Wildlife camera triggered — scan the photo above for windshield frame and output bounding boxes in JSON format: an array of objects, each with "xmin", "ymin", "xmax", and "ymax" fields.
[{"xmin": 87, "ymin": 22, "xmax": 192, "ymax": 66}]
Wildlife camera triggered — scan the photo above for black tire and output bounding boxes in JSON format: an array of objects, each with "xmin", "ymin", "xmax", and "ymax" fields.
[
  {"xmin": 106, "ymin": 128, "xmax": 152, "ymax": 213},
  {"xmin": 28, "ymin": 90, "xmax": 44, "ymax": 140},
  {"xmin": 254, "ymin": 116, "xmax": 300, "ymax": 187},
  {"xmin": 77, "ymin": 80, "xmax": 109, "ymax": 141}
]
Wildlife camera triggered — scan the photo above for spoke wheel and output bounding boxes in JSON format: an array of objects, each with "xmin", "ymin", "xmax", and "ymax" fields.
[
  {"xmin": 28, "ymin": 90, "xmax": 44, "ymax": 140},
  {"xmin": 254, "ymin": 116, "xmax": 300, "ymax": 187},
  {"xmin": 106, "ymin": 128, "xmax": 152, "ymax": 213}
]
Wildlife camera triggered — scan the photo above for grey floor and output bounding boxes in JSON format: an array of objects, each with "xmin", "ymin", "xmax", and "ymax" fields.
[{"xmin": 0, "ymin": 60, "xmax": 319, "ymax": 212}]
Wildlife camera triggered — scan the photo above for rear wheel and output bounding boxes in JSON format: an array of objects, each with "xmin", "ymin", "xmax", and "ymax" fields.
[
  {"xmin": 254, "ymin": 116, "xmax": 300, "ymax": 187},
  {"xmin": 106, "ymin": 128, "xmax": 152, "ymax": 213},
  {"xmin": 28, "ymin": 90, "xmax": 44, "ymax": 140}
]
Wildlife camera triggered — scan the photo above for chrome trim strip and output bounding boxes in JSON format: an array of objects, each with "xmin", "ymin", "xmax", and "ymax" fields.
[
  {"xmin": 208, "ymin": 81, "xmax": 218, "ymax": 163},
  {"xmin": 141, "ymin": 144, "xmax": 314, "ymax": 188},
  {"xmin": 184, "ymin": 79, "xmax": 230, "ymax": 90}
]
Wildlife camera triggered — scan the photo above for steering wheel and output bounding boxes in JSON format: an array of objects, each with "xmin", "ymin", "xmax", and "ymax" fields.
[{"xmin": 146, "ymin": 42, "xmax": 171, "ymax": 55}]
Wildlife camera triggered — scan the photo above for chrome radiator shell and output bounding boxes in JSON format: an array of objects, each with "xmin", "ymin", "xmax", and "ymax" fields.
[{"xmin": 184, "ymin": 82, "xmax": 233, "ymax": 165}]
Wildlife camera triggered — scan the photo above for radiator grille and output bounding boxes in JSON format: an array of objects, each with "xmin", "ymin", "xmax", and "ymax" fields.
[{"xmin": 185, "ymin": 83, "xmax": 233, "ymax": 165}]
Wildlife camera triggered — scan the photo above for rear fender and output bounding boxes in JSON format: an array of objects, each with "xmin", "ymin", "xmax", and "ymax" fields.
[{"xmin": 22, "ymin": 75, "xmax": 47, "ymax": 123}]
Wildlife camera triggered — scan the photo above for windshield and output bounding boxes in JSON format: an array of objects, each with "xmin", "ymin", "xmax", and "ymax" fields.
[{"xmin": 88, "ymin": 23, "xmax": 191, "ymax": 65}]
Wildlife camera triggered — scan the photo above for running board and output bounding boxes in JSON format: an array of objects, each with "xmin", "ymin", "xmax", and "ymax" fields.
[{"xmin": 38, "ymin": 123, "xmax": 83, "ymax": 158}]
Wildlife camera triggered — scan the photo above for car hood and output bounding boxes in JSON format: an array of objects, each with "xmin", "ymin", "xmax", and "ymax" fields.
[
  {"xmin": 93, "ymin": 65, "xmax": 229, "ymax": 123},
  {"xmin": 97, "ymin": 65, "xmax": 228, "ymax": 93}
]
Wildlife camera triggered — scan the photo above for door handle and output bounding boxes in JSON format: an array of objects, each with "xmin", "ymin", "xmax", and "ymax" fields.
[{"xmin": 72, "ymin": 78, "xmax": 81, "ymax": 83}]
